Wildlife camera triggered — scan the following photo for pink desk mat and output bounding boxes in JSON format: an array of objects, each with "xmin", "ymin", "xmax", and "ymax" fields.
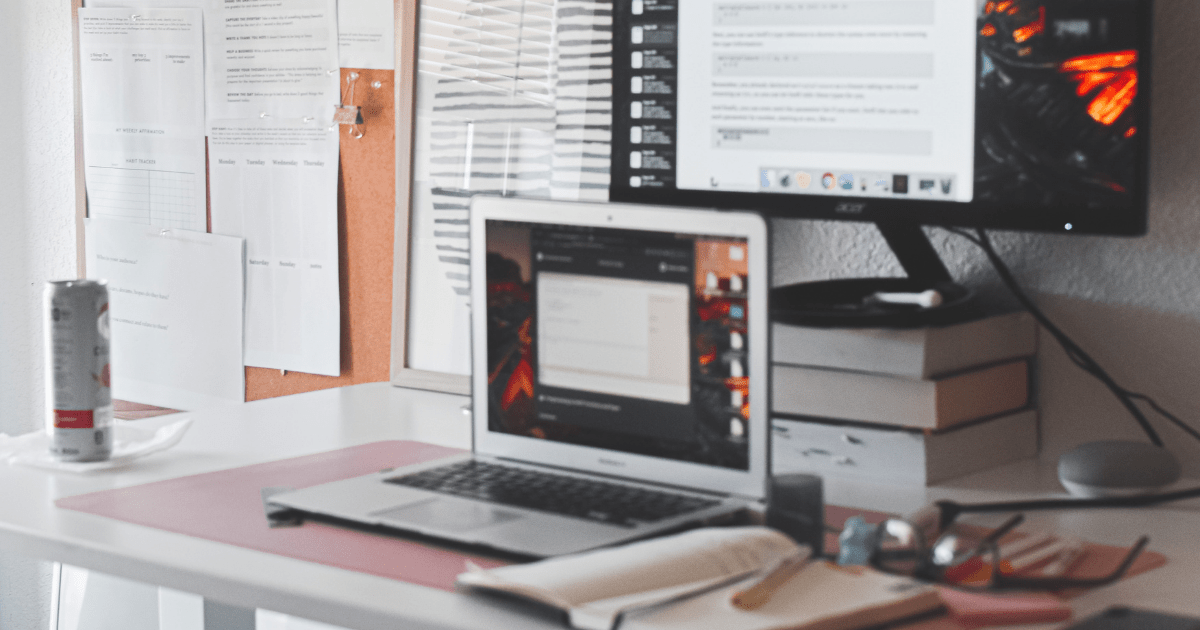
[
  {"xmin": 56, "ymin": 441, "xmax": 510, "ymax": 592},
  {"xmin": 56, "ymin": 441, "xmax": 1168, "ymax": 605}
]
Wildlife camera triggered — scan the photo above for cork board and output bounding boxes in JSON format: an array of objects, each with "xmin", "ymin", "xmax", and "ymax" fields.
[
  {"xmin": 72, "ymin": 0, "xmax": 402, "ymax": 402},
  {"xmin": 245, "ymin": 68, "xmax": 396, "ymax": 401}
]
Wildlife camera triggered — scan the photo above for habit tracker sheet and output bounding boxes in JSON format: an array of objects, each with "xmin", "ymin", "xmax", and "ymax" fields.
[
  {"xmin": 208, "ymin": 120, "xmax": 340, "ymax": 376},
  {"xmin": 78, "ymin": 8, "xmax": 208, "ymax": 232}
]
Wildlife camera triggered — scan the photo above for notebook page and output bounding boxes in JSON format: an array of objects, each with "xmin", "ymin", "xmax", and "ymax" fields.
[{"xmin": 458, "ymin": 527, "xmax": 798, "ymax": 608}]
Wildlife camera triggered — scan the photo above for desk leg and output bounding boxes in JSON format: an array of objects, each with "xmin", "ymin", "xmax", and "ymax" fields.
[
  {"xmin": 256, "ymin": 610, "xmax": 351, "ymax": 630},
  {"xmin": 158, "ymin": 587, "xmax": 203, "ymax": 630},
  {"xmin": 160, "ymin": 587, "xmax": 257, "ymax": 630},
  {"xmin": 49, "ymin": 562, "xmax": 61, "ymax": 630},
  {"xmin": 53, "ymin": 565, "xmax": 337, "ymax": 630},
  {"xmin": 202, "ymin": 600, "xmax": 255, "ymax": 630},
  {"xmin": 53, "ymin": 565, "xmax": 159, "ymax": 630}
]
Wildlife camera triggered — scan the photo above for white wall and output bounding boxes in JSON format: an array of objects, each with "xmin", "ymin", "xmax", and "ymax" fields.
[
  {"xmin": 771, "ymin": 0, "xmax": 1200, "ymax": 476},
  {"xmin": 0, "ymin": 2, "xmax": 79, "ymax": 429},
  {"xmin": 0, "ymin": 0, "xmax": 78, "ymax": 627}
]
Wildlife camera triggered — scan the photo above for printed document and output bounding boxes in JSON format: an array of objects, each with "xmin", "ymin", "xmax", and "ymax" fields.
[
  {"xmin": 337, "ymin": 0, "xmax": 395, "ymax": 70},
  {"xmin": 204, "ymin": 0, "xmax": 341, "ymax": 121},
  {"xmin": 85, "ymin": 218, "xmax": 245, "ymax": 410},
  {"xmin": 87, "ymin": 0, "xmax": 341, "ymax": 124},
  {"xmin": 208, "ymin": 120, "xmax": 341, "ymax": 376},
  {"xmin": 78, "ymin": 8, "xmax": 207, "ymax": 231}
]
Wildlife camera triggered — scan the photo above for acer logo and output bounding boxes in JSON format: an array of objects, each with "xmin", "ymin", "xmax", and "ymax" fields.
[
  {"xmin": 598, "ymin": 458, "xmax": 627, "ymax": 467},
  {"xmin": 834, "ymin": 202, "xmax": 867, "ymax": 214}
]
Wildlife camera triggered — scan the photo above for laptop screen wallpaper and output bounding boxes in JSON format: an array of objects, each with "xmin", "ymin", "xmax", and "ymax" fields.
[{"xmin": 485, "ymin": 220, "xmax": 751, "ymax": 471}]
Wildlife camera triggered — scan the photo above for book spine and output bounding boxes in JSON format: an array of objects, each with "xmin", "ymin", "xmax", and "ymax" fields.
[
  {"xmin": 771, "ymin": 311, "xmax": 1037, "ymax": 379},
  {"xmin": 770, "ymin": 360, "xmax": 1029, "ymax": 430},
  {"xmin": 771, "ymin": 409, "xmax": 1038, "ymax": 486},
  {"xmin": 771, "ymin": 322, "xmax": 927, "ymax": 377}
]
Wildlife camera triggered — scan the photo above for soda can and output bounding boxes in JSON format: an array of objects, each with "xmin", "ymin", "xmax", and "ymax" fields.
[{"xmin": 44, "ymin": 279, "xmax": 113, "ymax": 461}]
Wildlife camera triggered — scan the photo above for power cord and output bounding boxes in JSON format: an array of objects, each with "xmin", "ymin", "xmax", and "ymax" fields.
[{"xmin": 945, "ymin": 227, "xmax": 1200, "ymax": 447}]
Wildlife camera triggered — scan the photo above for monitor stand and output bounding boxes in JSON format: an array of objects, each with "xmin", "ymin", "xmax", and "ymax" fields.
[{"xmin": 771, "ymin": 222, "xmax": 979, "ymax": 328}]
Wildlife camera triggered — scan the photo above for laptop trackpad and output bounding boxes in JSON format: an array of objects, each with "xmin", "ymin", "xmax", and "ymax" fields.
[{"xmin": 374, "ymin": 498, "xmax": 524, "ymax": 532}]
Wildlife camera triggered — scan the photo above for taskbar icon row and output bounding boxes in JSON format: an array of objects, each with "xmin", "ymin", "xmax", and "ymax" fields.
[{"xmin": 757, "ymin": 168, "xmax": 957, "ymax": 198}]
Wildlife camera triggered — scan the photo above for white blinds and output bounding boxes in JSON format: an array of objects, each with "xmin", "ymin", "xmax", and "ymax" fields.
[
  {"xmin": 413, "ymin": 0, "xmax": 614, "ymax": 300},
  {"xmin": 420, "ymin": 0, "xmax": 556, "ymax": 101}
]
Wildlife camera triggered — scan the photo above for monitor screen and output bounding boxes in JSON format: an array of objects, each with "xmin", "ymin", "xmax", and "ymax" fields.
[
  {"xmin": 609, "ymin": 0, "xmax": 1151, "ymax": 235},
  {"xmin": 485, "ymin": 219, "xmax": 753, "ymax": 470}
]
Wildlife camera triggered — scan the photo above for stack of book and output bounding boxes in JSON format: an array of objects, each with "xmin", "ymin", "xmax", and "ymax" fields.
[{"xmin": 770, "ymin": 311, "xmax": 1039, "ymax": 486}]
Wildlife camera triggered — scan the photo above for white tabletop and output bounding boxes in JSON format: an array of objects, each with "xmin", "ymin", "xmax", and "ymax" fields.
[{"xmin": 2, "ymin": 383, "xmax": 1198, "ymax": 630}]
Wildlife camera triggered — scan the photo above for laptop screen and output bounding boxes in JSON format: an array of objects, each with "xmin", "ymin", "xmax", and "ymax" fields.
[{"xmin": 485, "ymin": 219, "xmax": 752, "ymax": 471}]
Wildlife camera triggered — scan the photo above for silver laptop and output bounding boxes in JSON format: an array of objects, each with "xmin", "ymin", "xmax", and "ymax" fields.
[{"xmin": 270, "ymin": 197, "xmax": 770, "ymax": 557}]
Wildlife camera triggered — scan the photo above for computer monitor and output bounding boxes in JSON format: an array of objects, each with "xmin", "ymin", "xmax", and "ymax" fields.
[{"xmin": 608, "ymin": 0, "xmax": 1152, "ymax": 304}]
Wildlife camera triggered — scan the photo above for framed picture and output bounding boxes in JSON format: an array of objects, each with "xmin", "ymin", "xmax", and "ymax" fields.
[{"xmin": 391, "ymin": 0, "xmax": 614, "ymax": 393}]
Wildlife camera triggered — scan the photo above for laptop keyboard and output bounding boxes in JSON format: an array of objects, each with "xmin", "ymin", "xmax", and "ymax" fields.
[{"xmin": 385, "ymin": 460, "xmax": 721, "ymax": 528}]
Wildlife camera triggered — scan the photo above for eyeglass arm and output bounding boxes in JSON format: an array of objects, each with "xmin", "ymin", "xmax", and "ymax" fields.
[
  {"xmin": 933, "ymin": 486, "xmax": 1200, "ymax": 529},
  {"xmin": 989, "ymin": 535, "xmax": 1149, "ymax": 591}
]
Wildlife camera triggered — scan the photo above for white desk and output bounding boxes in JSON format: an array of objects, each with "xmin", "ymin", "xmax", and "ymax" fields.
[{"xmin": 2, "ymin": 383, "xmax": 1198, "ymax": 630}]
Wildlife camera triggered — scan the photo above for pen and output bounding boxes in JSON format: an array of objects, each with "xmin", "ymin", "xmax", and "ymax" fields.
[
  {"xmin": 998, "ymin": 532, "xmax": 1055, "ymax": 561},
  {"xmin": 730, "ymin": 549, "xmax": 812, "ymax": 611},
  {"xmin": 1039, "ymin": 538, "xmax": 1086, "ymax": 577},
  {"xmin": 1001, "ymin": 538, "xmax": 1077, "ymax": 574}
]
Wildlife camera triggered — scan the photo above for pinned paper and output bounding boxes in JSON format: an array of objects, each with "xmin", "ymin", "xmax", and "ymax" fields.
[{"xmin": 86, "ymin": 218, "xmax": 246, "ymax": 409}]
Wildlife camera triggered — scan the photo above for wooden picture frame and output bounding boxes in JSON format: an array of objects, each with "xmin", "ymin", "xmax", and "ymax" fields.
[
  {"xmin": 72, "ymin": 0, "xmax": 87, "ymax": 278},
  {"xmin": 389, "ymin": 0, "xmax": 471, "ymax": 395},
  {"xmin": 390, "ymin": 1, "xmax": 613, "ymax": 395}
]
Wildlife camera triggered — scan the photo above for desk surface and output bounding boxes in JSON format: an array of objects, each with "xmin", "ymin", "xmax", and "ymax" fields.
[{"xmin": 2, "ymin": 383, "xmax": 1198, "ymax": 630}]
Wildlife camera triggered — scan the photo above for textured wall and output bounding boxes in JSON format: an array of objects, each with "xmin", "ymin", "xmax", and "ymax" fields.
[
  {"xmin": 0, "ymin": 0, "xmax": 77, "ymax": 627},
  {"xmin": 771, "ymin": 0, "xmax": 1200, "ymax": 476},
  {"xmin": 0, "ymin": 2, "xmax": 78, "ymax": 429}
]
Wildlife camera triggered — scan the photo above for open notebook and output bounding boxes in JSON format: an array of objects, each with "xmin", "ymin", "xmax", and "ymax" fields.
[{"xmin": 457, "ymin": 527, "xmax": 942, "ymax": 630}]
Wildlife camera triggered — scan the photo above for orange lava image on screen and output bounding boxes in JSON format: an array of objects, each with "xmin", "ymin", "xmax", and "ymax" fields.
[
  {"xmin": 1060, "ymin": 51, "xmax": 1138, "ymax": 126},
  {"xmin": 1013, "ymin": 6, "xmax": 1044, "ymax": 43}
]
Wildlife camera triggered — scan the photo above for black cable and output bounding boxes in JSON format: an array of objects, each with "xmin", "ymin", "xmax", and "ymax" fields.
[
  {"xmin": 902, "ymin": 227, "xmax": 1200, "ymax": 522},
  {"xmin": 950, "ymin": 229, "xmax": 1200, "ymax": 444},
  {"xmin": 953, "ymin": 229, "xmax": 1111, "ymax": 379},
  {"xmin": 1128, "ymin": 392, "xmax": 1200, "ymax": 444},
  {"xmin": 945, "ymin": 227, "xmax": 1166, "ymax": 447}
]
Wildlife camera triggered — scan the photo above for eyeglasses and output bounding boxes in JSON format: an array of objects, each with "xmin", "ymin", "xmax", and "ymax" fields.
[
  {"xmin": 841, "ymin": 511, "xmax": 1149, "ymax": 591},
  {"xmin": 976, "ymin": 534, "xmax": 1148, "ymax": 590}
]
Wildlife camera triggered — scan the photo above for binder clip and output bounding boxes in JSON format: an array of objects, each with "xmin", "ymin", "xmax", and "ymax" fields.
[
  {"xmin": 336, "ymin": 72, "xmax": 365, "ymax": 139},
  {"xmin": 333, "ymin": 105, "xmax": 363, "ymax": 125}
]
